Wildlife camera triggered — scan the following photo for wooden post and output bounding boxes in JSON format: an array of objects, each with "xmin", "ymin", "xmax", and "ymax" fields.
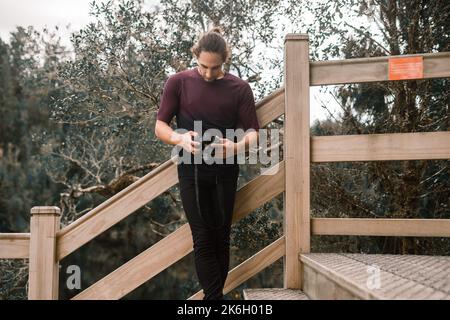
[
  {"xmin": 284, "ymin": 34, "xmax": 310, "ymax": 289},
  {"xmin": 28, "ymin": 206, "xmax": 61, "ymax": 300}
]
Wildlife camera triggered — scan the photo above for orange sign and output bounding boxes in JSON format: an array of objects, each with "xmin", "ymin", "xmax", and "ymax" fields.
[{"xmin": 388, "ymin": 56, "xmax": 423, "ymax": 80}]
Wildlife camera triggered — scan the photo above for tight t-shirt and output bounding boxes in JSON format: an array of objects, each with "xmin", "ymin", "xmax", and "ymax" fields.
[{"xmin": 157, "ymin": 67, "xmax": 260, "ymax": 176}]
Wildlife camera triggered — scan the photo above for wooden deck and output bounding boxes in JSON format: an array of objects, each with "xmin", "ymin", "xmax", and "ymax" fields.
[
  {"xmin": 301, "ymin": 253, "xmax": 450, "ymax": 300},
  {"xmin": 244, "ymin": 254, "xmax": 450, "ymax": 300}
]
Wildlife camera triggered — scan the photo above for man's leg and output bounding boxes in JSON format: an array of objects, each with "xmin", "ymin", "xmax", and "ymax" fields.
[
  {"xmin": 179, "ymin": 174, "xmax": 224, "ymax": 300},
  {"xmin": 212, "ymin": 171, "xmax": 239, "ymax": 293}
]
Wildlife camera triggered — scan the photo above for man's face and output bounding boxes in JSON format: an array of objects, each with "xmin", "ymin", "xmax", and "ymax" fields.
[{"xmin": 196, "ymin": 51, "xmax": 224, "ymax": 82}]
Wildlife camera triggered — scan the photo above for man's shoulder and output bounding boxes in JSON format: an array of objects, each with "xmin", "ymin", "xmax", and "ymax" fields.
[
  {"xmin": 226, "ymin": 72, "xmax": 248, "ymax": 85},
  {"xmin": 167, "ymin": 68, "xmax": 195, "ymax": 82}
]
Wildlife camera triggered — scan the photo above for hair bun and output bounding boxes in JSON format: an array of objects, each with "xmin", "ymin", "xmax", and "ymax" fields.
[
  {"xmin": 191, "ymin": 26, "xmax": 230, "ymax": 63},
  {"xmin": 210, "ymin": 26, "xmax": 223, "ymax": 35}
]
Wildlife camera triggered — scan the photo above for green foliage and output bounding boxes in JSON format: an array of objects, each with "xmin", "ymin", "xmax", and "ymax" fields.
[
  {"xmin": 0, "ymin": 260, "xmax": 28, "ymax": 299},
  {"xmin": 231, "ymin": 199, "xmax": 282, "ymax": 253},
  {"xmin": 0, "ymin": 28, "xmax": 64, "ymax": 233}
]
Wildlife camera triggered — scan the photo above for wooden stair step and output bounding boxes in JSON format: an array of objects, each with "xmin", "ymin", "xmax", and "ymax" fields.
[
  {"xmin": 243, "ymin": 288, "xmax": 310, "ymax": 300},
  {"xmin": 300, "ymin": 253, "xmax": 450, "ymax": 300}
]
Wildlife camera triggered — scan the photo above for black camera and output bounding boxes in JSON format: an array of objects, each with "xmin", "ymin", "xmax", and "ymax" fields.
[
  {"xmin": 191, "ymin": 135, "xmax": 220, "ymax": 158},
  {"xmin": 191, "ymin": 135, "xmax": 219, "ymax": 150},
  {"xmin": 202, "ymin": 136, "xmax": 218, "ymax": 150}
]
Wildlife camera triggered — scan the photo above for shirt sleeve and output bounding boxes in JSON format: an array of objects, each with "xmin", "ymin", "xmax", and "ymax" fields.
[
  {"xmin": 157, "ymin": 75, "xmax": 180, "ymax": 124},
  {"xmin": 237, "ymin": 83, "xmax": 260, "ymax": 131}
]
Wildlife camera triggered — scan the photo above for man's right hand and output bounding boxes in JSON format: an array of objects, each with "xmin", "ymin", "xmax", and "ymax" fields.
[
  {"xmin": 155, "ymin": 120, "xmax": 201, "ymax": 155},
  {"xmin": 174, "ymin": 131, "xmax": 201, "ymax": 155}
]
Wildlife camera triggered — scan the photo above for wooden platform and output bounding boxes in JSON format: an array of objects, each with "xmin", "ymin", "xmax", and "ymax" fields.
[
  {"xmin": 243, "ymin": 288, "xmax": 310, "ymax": 300},
  {"xmin": 301, "ymin": 253, "xmax": 450, "ymax": 300},
  {"xmin": 243, "ymin": 254, "xmax": 450, "ymax": 300}
]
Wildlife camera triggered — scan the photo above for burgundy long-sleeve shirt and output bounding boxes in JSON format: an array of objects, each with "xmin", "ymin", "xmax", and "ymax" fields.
[{"xmin": 157, "ymin": 67, "xmax": 260, "ymax": 176}]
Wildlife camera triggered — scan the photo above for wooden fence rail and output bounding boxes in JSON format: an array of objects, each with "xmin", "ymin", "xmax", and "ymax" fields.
[
  {"xmin": 0, "ymin": 233, "xmax": 30, "ymax": 259},
  {"xmin": 312, "ymin": 218, "xmax": 450, "ymax": 237},
  {"xmin": 310, "ymin": 51, "xmax": 450, "ymax": 85}
]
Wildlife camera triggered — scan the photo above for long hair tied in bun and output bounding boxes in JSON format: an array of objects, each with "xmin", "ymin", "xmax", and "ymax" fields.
[{"xmin": 190, "ymin": 26, "xmax": 230, "ymax": 63}]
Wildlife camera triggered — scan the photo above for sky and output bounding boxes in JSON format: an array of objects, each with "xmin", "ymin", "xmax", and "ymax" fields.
[
  {"xmin": 0, "ymin": 0, "xmax": 103, "ymax": 46},
  {"xmin": 0, "ymin": 0, "xmax": 339, "ymax": 124}
]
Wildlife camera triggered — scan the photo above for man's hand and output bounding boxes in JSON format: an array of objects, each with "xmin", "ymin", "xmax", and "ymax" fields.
[
  {"xmin": 173, "ymin": 131, "xmax": 201, "ymax": 155},
  {"xmin": 210, "ymin": 131, "xmax": 259, "ymax": 159}
]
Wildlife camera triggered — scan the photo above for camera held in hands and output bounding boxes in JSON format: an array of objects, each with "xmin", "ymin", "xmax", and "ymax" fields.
[{"xmin": 191, "ymin": 134, "xmax": 220, "ymax": 158}]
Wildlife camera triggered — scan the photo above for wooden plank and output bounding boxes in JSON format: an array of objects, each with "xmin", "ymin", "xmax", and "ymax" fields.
[
  {"xmin": 310, "ymin": 51, "xmax": 450, "ymax": 85},
  {"xmin": 72, "ymin": 224, "xmax": 193, "ymax": 300},
  {"xmin": 243, "ymin": 288, "xmax": 310, "ymax": 300},
  {"xmin": 189, "ymin": 237, "xmax": 285, "ymax": 300},
  {"xmin": 56, "ymin": 158, "xmax": 178, "ymax": 260},
  {"xmin": 233, "ymin": 161, "xmax": 285, "ymax": 222},
  {"xmin": 28, "ymin": 207, "xmax": 60, "ymax": 300},
  {"xmin": 300, "ymin": 254, "xmax": 384, "ymax": 300},
  {"xmin": 312, "ymin": 218, "xmax": 450, "ymax": 237},
  {"xmin": 284, "ymin": 33, "xmax": 310, "ymax": 289},
  {"xmin": 255, "ymin": 88, "xmax": 284, "ymax": 127},
  {"xmin": 0, "ymin": 233, "xmax": 30, "ymax": 259},
  {"xmin": 302, "ymin": 253, "xmax": 450, "ymax": 300},
  {"xmin": 312, "ymin": 131, "xmax": 450, "ymax": 162},
  {"xmin": 72, "ymin": 162, "xmax": 284, "ymax": 300}
]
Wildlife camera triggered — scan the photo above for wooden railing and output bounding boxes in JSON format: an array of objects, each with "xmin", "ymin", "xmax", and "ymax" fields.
[
  {"xmin": 1, "ymin": 33, "xmax": 449, "ymax": 300},
  {"xmin": 0, "ymin": 233, "xmax": 30, "ymax": 259}
]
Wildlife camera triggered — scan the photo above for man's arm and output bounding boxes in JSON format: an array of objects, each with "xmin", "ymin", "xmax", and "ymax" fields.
[
  {"xmin": 210, "ymin": 130, "xmax": 258, "ymax": 159},
  {"xmin": 155, "ymin": 120, "xmax": 200, "ymax": 153},
  {"xmin": 234, "ymin": 130, "xmax": 259, "ymax": 155},
  {"xmin": 154, "ymin": 120, "xmax": 182, "ymax": 146}
]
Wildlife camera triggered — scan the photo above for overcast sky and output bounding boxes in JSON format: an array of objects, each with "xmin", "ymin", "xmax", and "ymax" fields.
[
  {"xmin": 0, "ymin": 0, "xmax": 104, "ymax": 45},
  {"xmin": 0, "ymin": 0, "xmax": 339, "ymax": 123}
]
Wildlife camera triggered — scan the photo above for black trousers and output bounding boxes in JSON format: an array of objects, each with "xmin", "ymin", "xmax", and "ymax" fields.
[{"xmin": 178, "ymin": 164, "xmax": 239, "ymax": 300}]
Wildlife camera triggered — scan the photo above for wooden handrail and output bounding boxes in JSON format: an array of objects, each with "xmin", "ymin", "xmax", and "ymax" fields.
[
  {"xmin": 56, "ymin": 157, "xmax": 178, "ymax": 260},
  {"xmin": 0, "ymin": 233, "xmax": 30, "ymax": 259},
  {"xmin": 188, "ymin": 236, "xmax": 286, "ymax": 300},
  {"xmin": 312, "ymin": 131, "xmax": 450, "ymax": 162},
  {"xmin": 255, "ymin": 88, "xmax": 284, "ymax": 126},
  {"xmin": 310, "ymin": 51, "xmax": 450, "ymax": 85},
  {"xmin": 72, "ymin": 224, "xmax": 192, "ymax": 300},
  {"xmin": 56, "ymin": 88, "xmax": 285, "ymax": 261},
  {"xmin": 312, "ymin": 218, "xmax": 450, "ymax": 237},
  {"xmin": 72, "ymin": 162, "xmax": 285, "ymax": 300}
]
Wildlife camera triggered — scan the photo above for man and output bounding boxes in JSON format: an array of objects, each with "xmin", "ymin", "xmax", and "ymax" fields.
[{"xmin": 155, "ymin": 27, "xmax": 259, "ymax": 300}]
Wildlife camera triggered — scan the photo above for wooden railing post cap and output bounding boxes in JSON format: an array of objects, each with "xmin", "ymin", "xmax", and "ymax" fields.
[
  {"xmin": 30, "ymin": 206, "xmax": 61, "ymax": 216},
  {"xmin": 284, "ymin": 34, "xmax": 309, "ymax": 42}
]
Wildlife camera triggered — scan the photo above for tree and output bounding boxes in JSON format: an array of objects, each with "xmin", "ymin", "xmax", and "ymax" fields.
[{"xmin": 0, "ymin": 26, "xmax": 68, "ymax": 299}]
